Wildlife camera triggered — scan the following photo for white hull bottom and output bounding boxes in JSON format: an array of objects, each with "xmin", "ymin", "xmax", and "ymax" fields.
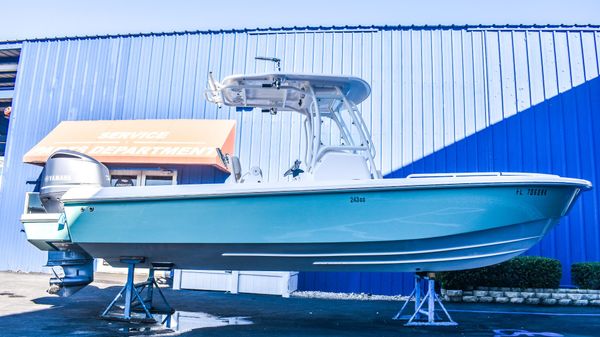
[{"xmin": 88, "ymin": 218, "xmax": 555, "ymax": 272}]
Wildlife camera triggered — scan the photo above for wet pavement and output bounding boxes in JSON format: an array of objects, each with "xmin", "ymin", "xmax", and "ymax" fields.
[{"xmin": 1, "ymin": 271, "xmax": 600, "ymax": 336}]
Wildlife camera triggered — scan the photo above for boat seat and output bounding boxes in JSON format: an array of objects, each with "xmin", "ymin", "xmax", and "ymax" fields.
[{"xmin": 312, "ymin": 152, "xmax": 371, "ymax": 181}]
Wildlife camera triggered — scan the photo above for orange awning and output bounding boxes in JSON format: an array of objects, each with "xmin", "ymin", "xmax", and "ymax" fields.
[{"xmin": 23, "ymin": 119, "xmax": 236, "ymax": 171}]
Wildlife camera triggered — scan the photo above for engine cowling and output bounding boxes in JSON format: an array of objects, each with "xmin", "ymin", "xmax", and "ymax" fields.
[{"xmin": 40, "ymin": 150, "xmax": 110, "ymax": 213}]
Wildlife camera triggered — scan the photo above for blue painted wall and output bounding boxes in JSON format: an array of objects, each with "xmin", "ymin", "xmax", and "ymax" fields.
[{"xmin": 0, "ymin": 25, "xmax": 598, "ymax": 295}]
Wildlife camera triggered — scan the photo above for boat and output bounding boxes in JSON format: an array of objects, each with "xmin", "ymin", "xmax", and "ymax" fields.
[{"xmin": 21, "ymin": 72, "xmax": 591, "ymax": 295}]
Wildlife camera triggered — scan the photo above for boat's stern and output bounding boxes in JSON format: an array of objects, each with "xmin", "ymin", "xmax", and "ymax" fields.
[
  {"xmin": 21, "ymin": 192, "xmax": 71, "ymax": 251},
  {"xmin": 21, "ymin": 191, "xmax": 95, "ymax": 296},
  {"xmin": 19, "ymin": 149, "xmax": 111, "ymax": 296}
]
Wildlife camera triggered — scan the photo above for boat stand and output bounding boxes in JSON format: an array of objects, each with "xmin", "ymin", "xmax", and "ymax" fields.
[
  {"xmin": 101, "ymin": 257, "xmax": 174, "ymax": 322},
  {"xmin": 393, "ymin": 273, "xmax": 457, "ymax": 326}
]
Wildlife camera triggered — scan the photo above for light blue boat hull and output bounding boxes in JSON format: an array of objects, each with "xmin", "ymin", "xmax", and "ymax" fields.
[{"xmin": 61, "ymin": 181, "xmax": 585, "ymax": 272}]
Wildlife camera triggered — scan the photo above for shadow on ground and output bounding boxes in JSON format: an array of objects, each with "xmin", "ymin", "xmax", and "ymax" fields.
[{"xmin": 1, "ymin": 272, "xmax": 600, "ymax": 336}]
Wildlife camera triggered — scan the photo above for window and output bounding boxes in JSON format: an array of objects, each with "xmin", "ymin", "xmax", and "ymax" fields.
[
  {"xmin": 142, "ymin": 171, "xmax": 177, "ymax": 186},
  {"xmin": 109, "ymin": 169, "xmax": 177, "ymax": 187},
  {"xmin": 111, "ymin": 174, "xmax": 138, "ymax": 187}
]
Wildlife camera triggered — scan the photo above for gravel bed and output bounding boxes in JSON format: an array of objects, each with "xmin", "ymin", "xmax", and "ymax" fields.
[{"xmin": 291, "ymin": 291, "xmax": 408, "ymax": 301}]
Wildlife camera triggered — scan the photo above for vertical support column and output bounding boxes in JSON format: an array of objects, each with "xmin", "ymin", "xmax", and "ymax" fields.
[
  {"xmin": 414, "ymin": 275, "xmax": 421, "ymax": 320},
  {"xmin": 123, "ymin": 262, "xmax": 135, "ymax": 319},
  {"xmin": 146, "ymin": 268, "xmax": 155, "ymax": 310},
  {"xmin": 427, "ymin": 278, "xmax": 435, "ymax": 323}
]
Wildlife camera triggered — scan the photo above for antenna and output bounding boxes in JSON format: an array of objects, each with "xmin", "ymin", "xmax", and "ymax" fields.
[{"xmin": 255, "ymin": 57, "xmax": 281, "ymax": 71}]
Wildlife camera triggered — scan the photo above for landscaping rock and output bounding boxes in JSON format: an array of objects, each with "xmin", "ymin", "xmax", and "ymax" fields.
[
  {"xmin": 504, "ymin": 291, "xmax": 520, "ymax": 298},
  {"xmin": 521, "ymin": 292, "xmax": 534, "ymax": 299},
  {"xmin": 446, "ymin": 290, "xmax": 463, "ymax": 297},
  {"xmin": 440, "ymin": 287, "xmax": 600, "ymax": 306},
  {"xmin": 479, "ymin": 296, "xmax": 494, "ymax": 303},
  {"xmin": 574, "ymin": 300, "xmax": 589, "ymax": 306},
  {"xmin": 495, "ymin": 297, "xmax": 509, "ymax": 303},
  {"xmin": 462, "ymin": 296, "xmax": 478, "ymax": 303},
  {"xmin": 536, "ymin": 293, "xmax": 551, "ymax": 299}
]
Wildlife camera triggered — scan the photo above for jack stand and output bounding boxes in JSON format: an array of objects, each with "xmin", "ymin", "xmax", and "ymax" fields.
[
  {"xmin": 101, "ymin": 257, "xmax": 174, "ymax": 322},
  {"xmin": 393, "ymin": 272, "xmax": 457, "ymax": 326}
]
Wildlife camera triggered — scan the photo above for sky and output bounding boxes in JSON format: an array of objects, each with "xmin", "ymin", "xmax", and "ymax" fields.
[{"xmin": 1, "ymin": 0, "xmax": 599, "ymax": 41}]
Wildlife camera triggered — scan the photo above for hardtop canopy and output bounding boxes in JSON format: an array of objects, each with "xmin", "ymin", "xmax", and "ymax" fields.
[{"xmin": 208, "ymin": 73, "xmax": 371, "ymax": 113}]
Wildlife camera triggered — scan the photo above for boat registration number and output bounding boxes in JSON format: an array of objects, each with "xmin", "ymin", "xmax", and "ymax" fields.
[
  {"xmin": 515, "ymin": 188, "xmax": 548, "ymax": 196},
  {"xmin": 350, "ymin": 196, "xmax": 366, "ymax": 203}
]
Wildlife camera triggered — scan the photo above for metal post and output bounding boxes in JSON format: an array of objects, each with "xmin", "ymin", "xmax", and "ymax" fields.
[
  {"xmin": 414, "ymin": 275, "xmax": 421, "ymax": 320},
  {"xmin": 427, "ymin": 278, "xmax": 435, "ymax": 323},
  {"xmin": 100, "ymin": 257, "xmax": 173, "ymax": 323},
  {"xmin": 393, "ymin": 273, "xmax": 457, "ymax": 326},
  {"xmin": 123, "ymin": 262, "xmax": 135, "ymax": 319},
  {"xmin": 146, "ymin": 268, "xmax": 155, "ymax": 310}
]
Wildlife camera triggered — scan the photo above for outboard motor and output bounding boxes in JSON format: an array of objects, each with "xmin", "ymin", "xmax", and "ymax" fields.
[
  {"xmin": 47, "ymin": 250, "xmax": 95, "ymax": 297},
  {"xmin": 39, "ymin": 150, "xmax": 110, "ymax": 296},
  {"xmin": 40, "ymin": 150, "xmax": 110, "ymax": 213}
]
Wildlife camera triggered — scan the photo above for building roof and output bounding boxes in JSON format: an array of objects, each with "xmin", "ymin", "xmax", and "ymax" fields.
[{"xmin": 1, "ymin": 24, "xmax": 600, "ymax": 44}]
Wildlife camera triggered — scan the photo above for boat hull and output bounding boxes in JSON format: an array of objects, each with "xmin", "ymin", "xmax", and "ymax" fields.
[
  {"xmin": 59, "ymin": 178, "xmax": 587, "ymax": 272},
  {"xmin": 82, "ymin": 218, "xmax": 553, "ymax": 272}
]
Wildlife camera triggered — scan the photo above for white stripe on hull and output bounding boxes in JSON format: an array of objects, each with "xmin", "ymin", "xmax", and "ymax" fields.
[
  {"xmin": 312, "ymin": 248, "xmax": 527, "ymax": 265},
  {"xmin": 221, "ymin": 235, "xmax": 540, "ymax": 258}
]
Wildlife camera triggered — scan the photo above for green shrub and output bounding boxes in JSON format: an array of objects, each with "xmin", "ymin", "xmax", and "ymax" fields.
[
  {"xmin": 572, "ymin": 262, "xmax": 600, "ymax": 289},
  {"xmin": 439, "ymin": 256, "xmax": 562, "ymax": 290}
]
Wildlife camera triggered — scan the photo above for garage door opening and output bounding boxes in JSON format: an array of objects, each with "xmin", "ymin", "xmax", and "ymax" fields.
[{"xmin": 0, "ymin": 47, "xmax": 20, "ymax": 189}]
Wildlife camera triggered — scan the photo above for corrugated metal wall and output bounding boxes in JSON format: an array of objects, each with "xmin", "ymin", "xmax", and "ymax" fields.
[{"xmin": 0, "ymin": 26, "xmax": 598, "ymax": 294}]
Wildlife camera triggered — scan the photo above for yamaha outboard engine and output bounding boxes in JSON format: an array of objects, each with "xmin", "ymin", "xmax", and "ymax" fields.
[
  {"xmin": 39, "ymin": 150, "xmax": 110, "ymax": 296},
  {"xmin": 40, "ymin": 150, "xmax": 110, "ymax": 213}
]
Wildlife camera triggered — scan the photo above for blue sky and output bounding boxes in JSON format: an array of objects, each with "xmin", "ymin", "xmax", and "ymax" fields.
[{"xmin": 1, "ymin": 0, "xmax": 599, "ymax": 41}]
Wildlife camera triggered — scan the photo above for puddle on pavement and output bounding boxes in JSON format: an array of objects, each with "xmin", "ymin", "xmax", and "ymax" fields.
[
  {"xmin": 158, "ymin": 311, "xmax": 253, "ymax": 333},
  {"xmin": 110, "ymin": 311, "xmax": 253, "ymax": 335}
]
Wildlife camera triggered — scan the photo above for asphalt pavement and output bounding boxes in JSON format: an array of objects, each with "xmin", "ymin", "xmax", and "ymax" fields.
[{"xmin": 1, "ymin": 271, "xmax": 599, "ymax": 336}]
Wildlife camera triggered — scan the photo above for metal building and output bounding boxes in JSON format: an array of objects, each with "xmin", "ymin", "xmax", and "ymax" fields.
[{"xmin": 0, "ymin": 25, "xmax": 598, "ymax": 295}]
